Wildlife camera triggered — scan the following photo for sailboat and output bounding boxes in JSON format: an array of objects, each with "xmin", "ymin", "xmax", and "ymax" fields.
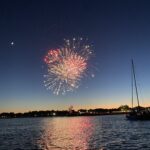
[{"xmin": 126, "ymin": 60, "xmax": 150, "ymax": 120}]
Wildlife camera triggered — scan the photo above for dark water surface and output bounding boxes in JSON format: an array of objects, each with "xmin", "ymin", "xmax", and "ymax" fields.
[{"xmin": 0, "ymin": 115, "xmax": 150, "ymax": 150}]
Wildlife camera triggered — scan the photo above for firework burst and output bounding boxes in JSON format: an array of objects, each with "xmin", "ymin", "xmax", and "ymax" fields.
[{"xmin": 43, "ymin": 38, "xmax": 93, "ymax": 95}]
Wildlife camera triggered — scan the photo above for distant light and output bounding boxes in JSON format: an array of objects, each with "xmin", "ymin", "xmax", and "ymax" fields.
[
  {"xmin": 52, "ymin": 112, "xmax": 56, "ymax": 116},
  {"xmin": 11, "ymin": 42, "xmax": 14, "ymax": 46},
  {"xmin": 91, "ymin": 74, "xmax": 95, "ymax": 78}
]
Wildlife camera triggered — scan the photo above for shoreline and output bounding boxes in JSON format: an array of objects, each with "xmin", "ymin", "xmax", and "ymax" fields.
[{"xmin": 0, "ymin": 112, "xmax": 127, "ymax": 119}]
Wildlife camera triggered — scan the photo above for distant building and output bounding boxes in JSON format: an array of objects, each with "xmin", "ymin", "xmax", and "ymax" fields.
[{"xmin": 78, "ymin": 109, "xmax": 87, "ymax": 115}]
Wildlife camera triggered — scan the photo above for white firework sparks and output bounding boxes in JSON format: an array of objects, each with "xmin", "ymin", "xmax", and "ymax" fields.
[{"xmin": 43, "ymin": 38, "xmax": 93, "ymax": 95}]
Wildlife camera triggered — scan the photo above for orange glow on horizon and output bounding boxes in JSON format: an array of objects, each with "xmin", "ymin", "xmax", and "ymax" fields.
[{"xmin": 1, "ymin": 98, "xmax": 150, "ymax": 113}]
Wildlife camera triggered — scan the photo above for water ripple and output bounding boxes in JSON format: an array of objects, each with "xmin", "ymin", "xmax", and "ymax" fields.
[{"xmin": 0, "ymin": 115, "xmax": 150, "ymax": 149}]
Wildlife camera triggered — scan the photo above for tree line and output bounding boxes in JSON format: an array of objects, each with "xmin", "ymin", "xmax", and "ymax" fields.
[{"xmin": 0, "ymin": 105, "xmax": 131, "ymax": 118}]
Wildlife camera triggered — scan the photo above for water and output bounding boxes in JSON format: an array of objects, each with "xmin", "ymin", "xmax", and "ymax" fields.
[{"xmin": 0, "ymin": 115, "xmax": 150, "ymax": 150}]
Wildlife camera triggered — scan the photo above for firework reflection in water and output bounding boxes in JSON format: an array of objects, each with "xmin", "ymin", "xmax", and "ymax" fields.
[{"xmin": 44, "ymin": 38, "xmax": 93, "ymax": 95}]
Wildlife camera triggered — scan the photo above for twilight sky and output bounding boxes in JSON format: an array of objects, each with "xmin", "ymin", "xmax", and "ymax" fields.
[{"xmin": 1, "ymin": 0, "xmax": 150, "ymax": 112}]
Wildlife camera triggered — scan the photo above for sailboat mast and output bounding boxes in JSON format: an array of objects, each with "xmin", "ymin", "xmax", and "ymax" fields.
[
  {"xmin": 131, "ymin": 62, "xmax": 133, "ymax": 108},
  {"xmin": 132, "ymin": 60, "xmax": 140, "ymax": 107}
]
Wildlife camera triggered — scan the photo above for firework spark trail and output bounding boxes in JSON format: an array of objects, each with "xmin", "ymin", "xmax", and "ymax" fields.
[{"xmin": 43, "ymin": 38, "xmax": 93, "ymax": 95}]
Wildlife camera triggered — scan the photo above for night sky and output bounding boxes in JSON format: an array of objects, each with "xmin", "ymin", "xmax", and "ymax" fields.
[{"xmin": 1, "ymin": 0, "xmax": 150, "ymax": 112}]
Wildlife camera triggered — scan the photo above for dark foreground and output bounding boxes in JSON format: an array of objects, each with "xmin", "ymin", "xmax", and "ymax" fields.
[{"xmin": 0, "ymin": 115, "xmax": 150, "ymax": 150}]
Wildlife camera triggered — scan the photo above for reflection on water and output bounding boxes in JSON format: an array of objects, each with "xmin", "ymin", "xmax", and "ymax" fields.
[
  {"xmin": 0, "ymin": 115, "xmax": 150, "ymax": 149},
  {"xmin": 38, "ymin": 117, "xmax": 94, "ymax": 149}
]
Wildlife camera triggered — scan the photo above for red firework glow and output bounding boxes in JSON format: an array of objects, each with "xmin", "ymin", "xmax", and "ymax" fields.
[{"xmin": 43, "ymin": 38, "xmax": 93, "ymax": 95}]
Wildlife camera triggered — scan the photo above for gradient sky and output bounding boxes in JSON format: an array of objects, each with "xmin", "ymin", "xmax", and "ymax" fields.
[{"xmin": 1, "ymin": 0, "xmax": 150, "ymax": 112}]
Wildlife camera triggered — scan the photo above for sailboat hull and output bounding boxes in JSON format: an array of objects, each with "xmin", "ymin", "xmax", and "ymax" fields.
[{"xmin": 126, "ymin": 111, "xmax": 150, "ymax": 120}]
